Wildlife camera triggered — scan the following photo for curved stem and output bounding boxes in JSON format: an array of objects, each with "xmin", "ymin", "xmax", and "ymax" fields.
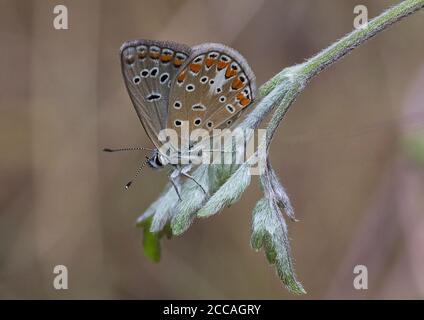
[
  {"xmin": 300, "ymin": 0, "xmax": 424, "ymax": 82},
  {"xmin": 240, "ymin": 0, "xmax": 424, "ymax": 147}
]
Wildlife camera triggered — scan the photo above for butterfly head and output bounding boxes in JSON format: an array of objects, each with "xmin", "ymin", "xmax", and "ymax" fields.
[{"xmin": 147, "ymin": 150, "xmax": 169, "ymax": 169}]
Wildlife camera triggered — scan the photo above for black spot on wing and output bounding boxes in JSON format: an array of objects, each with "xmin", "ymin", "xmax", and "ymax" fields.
[{"xmin": 147, "ymin": 93, "xmax": 161, "ymax": 101}]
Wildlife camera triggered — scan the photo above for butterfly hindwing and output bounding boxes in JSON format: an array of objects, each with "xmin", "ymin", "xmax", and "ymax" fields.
[
  {"xmin": 120, "ymin": 39, "xmax": 191, "ymax": 148},
  {"xmin": 167, "ymin": 43, "xmax": 256, "ymax": 143}
]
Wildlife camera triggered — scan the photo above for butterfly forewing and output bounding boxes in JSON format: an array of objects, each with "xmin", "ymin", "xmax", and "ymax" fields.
[
  {"xmin": 167, "ymin": 43, "xmax": 256, "ymax": 146},
  {"xmin": 120, "ymin": 40, "xmax": 191, "ymax": 149}
]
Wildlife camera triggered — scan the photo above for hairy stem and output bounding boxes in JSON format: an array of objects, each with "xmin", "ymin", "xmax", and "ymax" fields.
[
  {"xmin": 241, "ymin": 0, "xmax": 424, "ymax": 145},
  {"xmin": 300, "ymin": 0, "xmax": 424, "ymax": 82}
]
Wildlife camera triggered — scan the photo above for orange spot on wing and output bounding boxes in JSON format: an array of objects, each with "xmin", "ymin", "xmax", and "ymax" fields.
[
  {"xmin": 225, "ymin": 65, "xmax": 237, "ymax": 78},
  {"xmin": 205, "ymin": 58, "xmax": 216, "ymax": 68},
  {"xmin": 177, "ymin": 70, "xmax": 186, "ymax": 83},
  {"xmin": 240, "ymin": 98, "xmax": 251, "ymax": 108},
  {"xmin": 160, "ymin": 54, "xmax": 172, "ymax": 62},
  {"xmin": 217, "ymin": 61, "xmax": 229, "ymax": 70},
  {"xmin": 173, "ymin": 58, "xmax": 184, "ymax": 67},
  {"xmin": 189, "ymin": 63, "xmax": 202, "ymax": 73},
  {"xmin": 137, "ymin": 52, "xmax": 146, "ymax": 59},
  {"xmin": 231, "ymin": 77, "xmax": 244, "ymax": 90},
  {"xmin": 236, "ymin": 93, "xmax": 245, "ymax": 101}
]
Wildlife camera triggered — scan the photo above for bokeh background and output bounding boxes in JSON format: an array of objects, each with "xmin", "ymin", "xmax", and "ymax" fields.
[{"xmin": 1, "ymin": 0, "xmax": 424, "ymax": 299}]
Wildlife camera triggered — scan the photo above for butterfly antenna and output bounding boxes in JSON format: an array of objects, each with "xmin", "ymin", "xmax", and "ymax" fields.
[
  {"xmin": 125, "ymin": 156, "xmax": 150, "ymax": 190},
  {"xmin": 103, "ymin": 147, "xmax": 154, "ymax": 152}
]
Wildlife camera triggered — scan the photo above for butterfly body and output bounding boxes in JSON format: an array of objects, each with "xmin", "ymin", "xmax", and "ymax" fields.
[{"xmin": 120, "ymin": 39, "xmax": 256, "ymax": 197}]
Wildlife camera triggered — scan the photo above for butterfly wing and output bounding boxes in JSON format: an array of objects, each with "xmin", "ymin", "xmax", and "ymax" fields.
[
  {"xmin": 120, "ymin": 39, "xmax": 191, "ymax": 149},
  {"xmin": 167, "ymin": 43, "xmax": 256, "ymax": 145}
]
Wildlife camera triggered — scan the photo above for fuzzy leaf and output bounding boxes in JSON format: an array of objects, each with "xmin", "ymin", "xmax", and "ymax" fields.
[
  {"xmin": 251, "ymin": 198, "xmax": 305, "ymax": 294},
  {"xmin": 171, "ymin": 165, "xmax": 210, "ymax": 235},
  {"xmin": 208, "ymin": 163, "xmax": 240, "ymax": 192},
  {"xmin": 261, "ymin": 162, "xmax": 297, "ymax": 221},
  {"xmin": 197, "ymin": 164, "xmax": 251, "ymax": 218},
  {"xmin": 136, "ymin": 184, "xmax": 179, "ymax": 233}
]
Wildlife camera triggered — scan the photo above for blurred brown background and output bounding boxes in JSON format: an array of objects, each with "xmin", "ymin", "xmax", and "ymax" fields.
[{"xmin": 1, "ymin": 0, "xmax": 423, "ymax": 299}]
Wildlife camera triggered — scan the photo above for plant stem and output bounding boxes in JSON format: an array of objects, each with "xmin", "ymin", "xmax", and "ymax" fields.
[
  {"xmin": 242, "ymin": 0, "xmax": 424, "ymax": 145},
  {"xmin": 300, "ymin": 0, "xmax": 424, "ymax": 82}
]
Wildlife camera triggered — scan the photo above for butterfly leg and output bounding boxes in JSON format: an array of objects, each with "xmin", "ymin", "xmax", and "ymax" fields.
[
  {"xmin": 180, "ymin": 165, "xmax": 207, "ymax": 195},
  {"xmin": 169, "ymin": 169, "xmax": 182, "ymax": 201}
]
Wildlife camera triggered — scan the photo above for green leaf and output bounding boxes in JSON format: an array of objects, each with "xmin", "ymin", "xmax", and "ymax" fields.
[
  {"xmin": 138, "ymin": 216, "xmax": 172, "ymax": 263},
  {"xmin": 197, "ymin": 164, "xmax": 251, "ymax": 218},
  {"xmin": 251, "ymin": 198, "xmax": 306, "ymax": 294}
]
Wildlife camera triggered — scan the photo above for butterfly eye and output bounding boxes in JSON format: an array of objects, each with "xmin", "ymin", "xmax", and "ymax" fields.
[
  {"xmin": 227, "ymin": 120, "xmax": 233, "ymax": 125},
  {"xmin": 132, "ymin": 75, "xmax": 141, "ymax": 84},
  {"xmin": 193, "ymin": 118, "xmax": 202, "ymax": 126},
  {"xmin": 174, "ymin": 120, "xmax": 182, "ymax": 127},
  {"xmin": 140, "ymin": 69, "xmax": 149, "ymax": 78},
  {"xmin": 208, "ymin": 52, "xmax": 219, "ymax": 59},
  {"xmin": 207, "ymin": 121, "xmax": 214, "ymax": 128},
  {"xmin": 186, "ymin": 84, "xmax": 195, "ymax": 92},
  {"xmin": 216, "ymin": 87, "xmax": 222, "ymax": 93},
  {"xmin": 209, "ymin": 79, "xmax": 215, "ymax": 85},
  {"xmin": 226, "ymin": 104, "xmax": 235, "ymax": 113},
  {"xmin": 219, "ymin": 96, "xmax": 226, "ymax": 103},
  {"xmin": 200, "ymin": 76, "xmax": 208, "ymax": 84},
  {"xmin": 173, "ymin": 101, "xmax": 182, "ymax": 109},
  {"xmin": 239, "ymin": 75, "xmax": 246, "ymax": 83}
]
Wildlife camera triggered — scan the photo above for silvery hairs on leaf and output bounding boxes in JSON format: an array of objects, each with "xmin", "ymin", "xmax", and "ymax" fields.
[
  {"xmin": 197, "ymin": 163, "xmax": 251, "ymax": 218},
  {"xmin": 261, "ymin": 159, "xmax": 296, "ymax": 222},
  {"xmin": 251, "ymin": 198, "xmax": 305, "ymax": 294},
  {"xmin": 171, "ymin": 165, "xmax": 211, "ymax": 235},
  {"xmin": 136, "ymin": 183, "xmax": 179, "ymax": 233}
]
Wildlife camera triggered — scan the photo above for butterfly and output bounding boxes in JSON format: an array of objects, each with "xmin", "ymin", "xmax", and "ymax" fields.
[{"xmin": 105, "ymin": 39, "xmax": 256, "ymax": 199}]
